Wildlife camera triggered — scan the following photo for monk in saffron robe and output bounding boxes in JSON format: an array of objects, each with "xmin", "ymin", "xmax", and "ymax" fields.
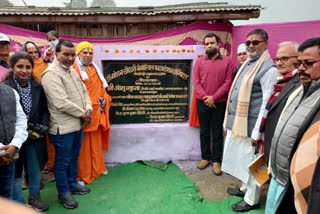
[{"xmin": 73, "ymin": 42, "xmax": 111, "ymax": 184}]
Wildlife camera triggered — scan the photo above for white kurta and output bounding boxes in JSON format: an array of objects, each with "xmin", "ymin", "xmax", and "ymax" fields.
[
  {"xmin": 222, "ymin": 66, "xmax": 278, "ymax": 180},
  {"xmin": 222, "ymin": 130, "xmax": 257, "ymax": 183},
  {"xmin": 222, "ymin": 130, "xmax": 262, "ymax": 205},
  {"xmin": 221, "ymin": 65, "xmax": 278, "ymax": 205}
]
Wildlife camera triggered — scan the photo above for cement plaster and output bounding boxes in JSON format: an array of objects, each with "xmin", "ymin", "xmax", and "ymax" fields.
[{"xmin": 104, "ymin": 123, "xmax": 201, "ymax": 163}]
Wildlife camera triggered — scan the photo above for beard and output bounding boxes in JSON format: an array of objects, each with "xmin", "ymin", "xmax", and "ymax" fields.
[
  {"xmin": 247, "ymin": 48, "xmax": 258, "ymax": 58},
  {"xmin": 206, "ymin": 48, "xmax": 218, "ymax": 57},
  {"xmin": 247, "ymin": 48, "xmax": 264, "ymax": 59}
]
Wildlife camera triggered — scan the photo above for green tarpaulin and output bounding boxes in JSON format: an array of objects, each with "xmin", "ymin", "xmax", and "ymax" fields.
[{"xmin": 25, "ymin": 161, "xmax": 265, "ymax": 214}]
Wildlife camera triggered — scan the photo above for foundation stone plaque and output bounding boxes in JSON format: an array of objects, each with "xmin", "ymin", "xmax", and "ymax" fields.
[{"xmin": 103, "ymin": 60, "xmax": 191, "ymax": 124}]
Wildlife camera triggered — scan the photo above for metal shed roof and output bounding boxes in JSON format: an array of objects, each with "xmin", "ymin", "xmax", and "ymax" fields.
[
  {"xmin": 0, "ymin": 2, "xmax": 261, "ymax": 24},
  {"xmin": 0, "ymin": 2, "xmax": 261, "ymax": 16}
]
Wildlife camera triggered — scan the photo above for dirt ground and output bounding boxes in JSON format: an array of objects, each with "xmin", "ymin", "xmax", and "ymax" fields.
[
  {"xmin": 174, "ymin": 160, "xmax": 269, "ymax": 203},
  {"xmin": 38, "ymin": 160, "xmax": 268, "ymax": 203},
  {"xmin": 174, "ymin": 161, "xmax": 242, "ymax": 202}
]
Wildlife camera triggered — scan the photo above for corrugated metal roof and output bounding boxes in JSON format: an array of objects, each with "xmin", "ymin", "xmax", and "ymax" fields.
[{"xmin": 0, "ymin": 2, "xmax": 261, "ymax": 16}]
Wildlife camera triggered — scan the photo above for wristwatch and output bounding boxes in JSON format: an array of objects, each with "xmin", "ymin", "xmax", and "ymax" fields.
[{"xmin": 89, "ymin": 109, "xmax": 93, "ymax": 114}]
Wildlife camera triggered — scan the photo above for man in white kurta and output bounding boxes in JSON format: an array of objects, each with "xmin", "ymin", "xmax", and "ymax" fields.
[{"xmin": 221, "ymin": 28, "xmax": 278, "ymax": 212}]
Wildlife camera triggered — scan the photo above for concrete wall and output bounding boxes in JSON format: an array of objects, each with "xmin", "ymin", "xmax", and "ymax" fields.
[
  {"xmin": 104, "ymin": 123, "xmax": 200, "ymax": 163},
  {"xmin": 94, "ymin": 45, "xmax": 204, "ymax": 163}
]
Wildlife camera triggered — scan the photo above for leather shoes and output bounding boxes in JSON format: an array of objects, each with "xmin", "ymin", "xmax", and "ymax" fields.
[
  {"xmin": 231, "ymin": 199, "xmax": 260, "ymax": 212},
  {"xmin": 212, "ymin": 162, "xmax": 222, "ymax": 175},
  {"xmin": 197, "ymin": 160, "xmax": 210, "ymax": 170},
  {"xmin": 226, "ymin": 187, "xmax": 245, "ymax": 197}
]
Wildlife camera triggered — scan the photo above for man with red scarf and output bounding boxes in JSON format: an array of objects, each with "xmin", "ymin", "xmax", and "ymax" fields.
[{"xmin": 256, "ymin": 42, "xmax": 301, "ymax": 163}]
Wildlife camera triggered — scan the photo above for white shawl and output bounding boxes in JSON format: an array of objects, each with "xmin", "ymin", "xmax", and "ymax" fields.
[{"xmin": 75, "ymin": 57, "xmax": 108, "ymax": 88}]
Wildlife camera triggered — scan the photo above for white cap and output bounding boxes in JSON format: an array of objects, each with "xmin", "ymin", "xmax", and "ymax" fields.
[
  {"xmin": 0, "ymin": 33, "xmax": 10, "ymax": 43},
  {"xmin": 237, "ymin": 43, "xmax": 246, "ymax": 54}
]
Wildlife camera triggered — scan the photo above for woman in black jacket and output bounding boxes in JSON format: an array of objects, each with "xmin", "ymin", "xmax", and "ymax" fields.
[{"xmin": 5, "ymin": 52, "xmax": 49, "ymax": 212}]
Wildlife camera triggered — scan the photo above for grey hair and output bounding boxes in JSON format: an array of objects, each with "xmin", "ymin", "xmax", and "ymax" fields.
[{"xmin": 278, "ymin": 41, "xmax": 299, "ymax": 54}]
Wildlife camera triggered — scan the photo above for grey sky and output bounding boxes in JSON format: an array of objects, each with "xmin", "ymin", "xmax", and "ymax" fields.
[{"xmin": 9, "ymin": 0, "xmax": 320, "ymax": 26}]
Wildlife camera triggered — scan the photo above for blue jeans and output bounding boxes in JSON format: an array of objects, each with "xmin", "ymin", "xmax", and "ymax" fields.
[
  {"xmin": 13, "ymin": 142, "xmax": 41, "ymax": 203},
  {"xmin": 13, "ymin": 177, "xmax": 24, "ymax": 203},
  {"xmin": 49, "ymin": 129, "xmax": 83, "ymax": 200},
  {"xmin": 0, "ymin": 161, "xmax": 15, "ymax": 199}
]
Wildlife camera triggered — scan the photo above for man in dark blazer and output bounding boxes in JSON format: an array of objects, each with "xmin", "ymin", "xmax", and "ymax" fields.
[{"xmin": 263, "ymin": 41, "xmax": 303, "ymax": 163}]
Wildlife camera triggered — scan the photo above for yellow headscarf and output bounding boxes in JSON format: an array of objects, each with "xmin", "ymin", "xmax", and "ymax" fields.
[{"xmin": 76, "ymin": 41, "xmax": 94, "ymax": 56}]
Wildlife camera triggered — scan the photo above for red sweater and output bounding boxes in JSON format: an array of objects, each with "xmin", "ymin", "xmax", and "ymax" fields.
[{"xmin": 192, "ymin": 54, "xmax": 235, "ymax": 103}]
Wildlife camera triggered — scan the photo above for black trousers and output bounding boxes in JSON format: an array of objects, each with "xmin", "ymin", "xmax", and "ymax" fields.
[{"xmin": 196, "ymin": 99, "xmax": 226, "ymax": 163}]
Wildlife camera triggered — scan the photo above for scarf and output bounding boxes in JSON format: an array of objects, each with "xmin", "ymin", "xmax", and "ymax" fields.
[
  {"xmin": 14, "ymin": 78, "xmax": 32, "ymax": 119},
  {"xmin": 255, "ymin": 69, "xmax": 298, "ymax": 153},
  {"xmin": 223, "ymin": 50, "xmax": 271, "ymax": 138},
  {"xmin": 74, "ymin": 57, "xmax": 108, "ymax": 88}
]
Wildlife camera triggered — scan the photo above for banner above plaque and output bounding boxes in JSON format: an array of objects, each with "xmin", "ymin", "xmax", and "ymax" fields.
[{"xmin": 103, "ymin": 60, "xmax": 191, "ymax": 124}]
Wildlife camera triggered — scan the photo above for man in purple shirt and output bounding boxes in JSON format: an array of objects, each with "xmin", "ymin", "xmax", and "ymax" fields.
[{"xmin": 193, "ymin": 33, "xmax": 235, "ymax": 175}]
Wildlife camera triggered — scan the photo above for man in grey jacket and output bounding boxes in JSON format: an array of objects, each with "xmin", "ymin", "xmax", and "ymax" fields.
[
  {"xmin": 266, "ymin": 37, "xmax": 320, "ymax": 214},
  {"xmin": 222, "ymin": 29, "xmax": 278, "ymax": 212},
  {"xmin": 41, "ymin": 40, "xmax": 93, "ymax": 209}
]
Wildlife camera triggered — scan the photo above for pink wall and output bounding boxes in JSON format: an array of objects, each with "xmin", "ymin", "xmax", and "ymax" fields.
[
  {"xmin": 232, "ymin": 20, "xmax": 320, "ymax": 64},
  {"xmin": 2, "ymin": 20, "xmax": 320, "ymax": 67}
]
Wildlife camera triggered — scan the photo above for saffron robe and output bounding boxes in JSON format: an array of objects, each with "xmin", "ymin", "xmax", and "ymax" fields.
[{"xmin": 74, "ymin": 63, "xmax": 111, "ymax": 183}]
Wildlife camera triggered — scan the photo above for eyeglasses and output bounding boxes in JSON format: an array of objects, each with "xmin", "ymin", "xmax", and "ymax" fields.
[
  {"xmin": 245, "ymin": 40, "xmax": 265, "ymax": 46},
  {"xmin": 273, "ymin": 56, "xmax": 297, "ymax": 63},
  {"xmin": 297, "ymin": 60, "xmax": 320, "ymax": 69}
]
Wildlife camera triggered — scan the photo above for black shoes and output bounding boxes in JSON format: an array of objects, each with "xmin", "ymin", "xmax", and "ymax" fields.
[
  {"xmin": 58, "ymin": 183, "xmax": 90, "ymax": 209},
  {"xmin": 28, "ymin": 193, "xmax": 49, "ymax": 212},
  {"xmin": 58, "ymin": 192, "xmax": 78, "ymax": 209},
  {"xmin": 231, "ymin": 199, "xmax": 260, "ymax": 212},
  {"xmin": 226, "ymin": 187, "xmax": 245, "ymax": 197},
  {"xmin": 71, "ymin": 183, "xmax": 91, "ymax": 195}
]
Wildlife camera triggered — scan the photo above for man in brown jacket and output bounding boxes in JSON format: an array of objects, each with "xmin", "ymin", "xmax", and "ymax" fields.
[{"xmin": 41, "ymin": 40, "xmax": 93, "ymax": 209}]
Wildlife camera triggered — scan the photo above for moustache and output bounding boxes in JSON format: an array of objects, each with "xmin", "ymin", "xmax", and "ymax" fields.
[
  {"xmin": 299, "ymin": 71, "xmax": 311, "ymax": 78},
  {"xmin": 247, "ymin": 48, "xmax": 256, "ymax": 52}
]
